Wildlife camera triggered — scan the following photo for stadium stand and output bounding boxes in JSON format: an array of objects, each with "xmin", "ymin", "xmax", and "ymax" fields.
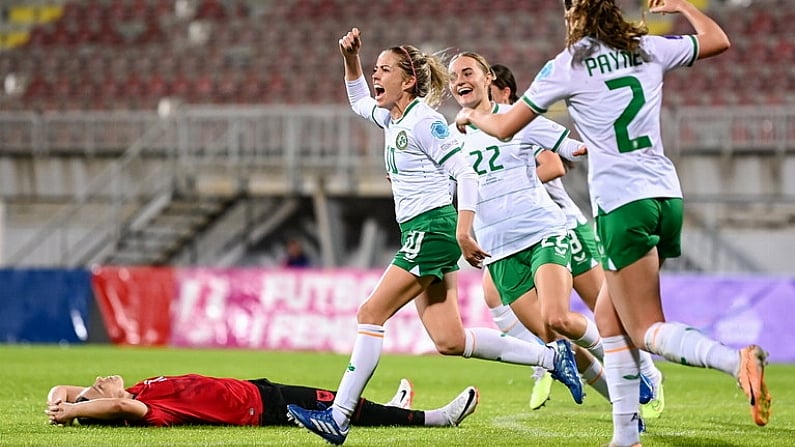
[
  {"xmin": 0, "ymin": 0, "xmax": 793, "ymax": 272},
  {"xmin": 1, "ymin": 0, "xmax": 792, "ymax": 111}
]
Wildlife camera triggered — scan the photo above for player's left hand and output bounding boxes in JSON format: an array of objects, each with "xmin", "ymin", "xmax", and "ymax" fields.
[
  {"xmin": 573, "ymin": 145, "xmax": 588, "ymax": 156},
  {"xmin": 46, "ymin": 399, "xmax": 74, "ymax": 426},
  {"xmin": 458, "ymin": 235, "xmax": 490, "ymax": 268}
]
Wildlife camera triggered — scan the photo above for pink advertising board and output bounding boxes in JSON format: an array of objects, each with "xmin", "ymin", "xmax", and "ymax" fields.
[
  {"xmin": 165, "ymin": 268, "xmax": 794, "ymax": 361},
  {"xmin": 170, "ymin": 268, "xmax": 494, "ymax": 354}
]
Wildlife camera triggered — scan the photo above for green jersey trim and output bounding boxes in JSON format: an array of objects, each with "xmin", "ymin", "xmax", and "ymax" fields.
[
  {"xmin": 370, "ymin": 105, "xmax": 384, "ymax": 129},
  {"xmin": 437, "ymin": 146, "xmax": 462, "ymax": 165},
  {"xmin": 686, "ymin": 35, "xmax": 699, "ymax": 67},
  {"xmin": 466, "ymin": 103, "xmax": 502, "ymax": 132},
  {"xmin": 522, "ymin": 97, "xmax": 547, "ymax": 114},
  {"xmin": 550, "ymin": 128, "xmax": 570, "ymax": 151},
  {"xmin": 393, "ymin": 99, "xmax": 421, "ymax": 125}
]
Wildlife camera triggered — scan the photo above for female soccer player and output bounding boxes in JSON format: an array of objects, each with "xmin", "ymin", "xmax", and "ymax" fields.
[
  {"xmin": 447, "ymin": 50, "xmax": 606, "ymax": 391},
  {"xmin": 46, "ymin": 374, "xmax": 476, "ymax": 428},
  {"xmin": 285, "ymin": 28, "xmax": 582, "ymax": 446},
  {"xmin": 455, "ymin": 1, "xmax": 770, "ymax": 445},
  {"xmin": 487, "ymin": 63, "xmax": 665, "ymax": 419}
]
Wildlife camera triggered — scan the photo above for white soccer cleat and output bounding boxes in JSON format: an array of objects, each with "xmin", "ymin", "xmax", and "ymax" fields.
[
  {"xmin": 385, "ymin": 378, "xmax": 414, "ymax": 409},
  {"xmin": 442, "ymin": 386, "xmax": 479, "ymax": 427}
]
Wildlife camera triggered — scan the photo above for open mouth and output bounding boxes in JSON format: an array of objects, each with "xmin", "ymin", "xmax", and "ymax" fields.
[
  {"xmin": 374, "ymin": 84, "xmax": 385, "ymax": 100},
  {"xmin": 457, "ymin": 86, "xmax": 474, "ymax": 97}
]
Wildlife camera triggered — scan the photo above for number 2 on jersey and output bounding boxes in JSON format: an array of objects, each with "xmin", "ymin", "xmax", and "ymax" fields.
[{"xmin": 605, "ymin": 76, "xmax": 652, "ymax": 153}]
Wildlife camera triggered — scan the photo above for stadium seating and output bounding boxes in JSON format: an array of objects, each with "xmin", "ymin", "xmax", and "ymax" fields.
[{"xmin": 0, "ymin": 0, "xmax": 791, "ymax": 112}]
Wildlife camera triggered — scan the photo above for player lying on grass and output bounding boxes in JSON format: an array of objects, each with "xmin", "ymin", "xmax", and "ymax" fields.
[{"xmin": 46, "ymin": 374, "xmax": 478, "ymax": 429}]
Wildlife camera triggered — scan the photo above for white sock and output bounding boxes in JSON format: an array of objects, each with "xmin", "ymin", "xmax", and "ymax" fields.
[
  {"xmin": 581, "ymin": 357, "xmax": 610, "ymax": 401},
  {"xmin": 573, "ymin": 316, "xmax": 604, "ymax": 361},
  {"xmin": 332, "ymin": 324, "xmax": 384, "ymax": 427},
  {"xmin": 463, "ymin": 327, "xmax": 554, "ymax": 369},
  {"xmin": 423, "ymin": 408, "xmax": 448, "ymax": 426},
  {"xmin": 490, "ymin": 304, "xmax": 545, "ymax": 345},
  {"xmin": 603, "ymin": 335, "xmax": 641, "ymax": 447},
  {"xmin": 638, "ymin": 349, "xmax": 662, "ymax": 385},
  {"xmin": 644, "ymin": 322, "xmax": 739, "ymax": 376}
]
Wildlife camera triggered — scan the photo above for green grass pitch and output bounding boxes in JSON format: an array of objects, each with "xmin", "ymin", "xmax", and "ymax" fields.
[{"xmin": 1, "ymin": 345, "xmax": 792, "ymax": 446}]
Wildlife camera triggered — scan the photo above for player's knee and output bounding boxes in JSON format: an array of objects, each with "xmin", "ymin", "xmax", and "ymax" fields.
[
  {"xmin": 356, "ymin": 302, "xmax": 386, "ymax": 325},
  {"xmin": 432, "ymin": 335, "xmax": 465, "ymax": 356},
  {"xmin": 545, "ymin": 314, "xmax": 572, "ymax": 336}
]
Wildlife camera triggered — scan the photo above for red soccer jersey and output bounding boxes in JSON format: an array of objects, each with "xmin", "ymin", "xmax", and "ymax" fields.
[{"xmin": 125, "ymin": 374, "xmax": 263, "ymax": 426}]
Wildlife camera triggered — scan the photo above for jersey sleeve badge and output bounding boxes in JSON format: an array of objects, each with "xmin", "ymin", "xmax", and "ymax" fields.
[
  {"xmin": 431, "ymin": 121, "xmax": 450, "ymax": 139},
  {"xmin": 534, "ymin": 60, "xmax": 554, "ymax": 81}
]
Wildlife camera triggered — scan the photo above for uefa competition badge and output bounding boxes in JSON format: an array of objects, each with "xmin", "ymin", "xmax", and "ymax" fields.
[
  {"xmin": 534, "ymin": 60, "xmax": 554, "ymax": 81},
  {"xmin": 431, "ymin": 121, "xmax": 449, "ymax": 139},
  {"xmin": 396, "ymin": 130, "xmax": 408, "ymax": 150}
]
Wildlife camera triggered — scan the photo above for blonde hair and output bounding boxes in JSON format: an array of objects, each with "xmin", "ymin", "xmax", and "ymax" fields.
[
  {"xmin": 390, "ymin": 45, "xmax": 449, "ymax": 108},
  {"xmin": 564, "ymin": 0, "xmax": 649, "ymax": 63}
]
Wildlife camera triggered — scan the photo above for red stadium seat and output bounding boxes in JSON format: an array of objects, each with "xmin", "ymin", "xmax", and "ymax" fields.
[{"xmin": 2, "ymin": 0, "xmax": 794, "ymax": 109}]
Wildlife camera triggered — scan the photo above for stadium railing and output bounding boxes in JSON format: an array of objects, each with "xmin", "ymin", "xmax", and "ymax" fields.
[{"xmin": 1, "ymin": 104, "xmax": 793, "ymax": 269}]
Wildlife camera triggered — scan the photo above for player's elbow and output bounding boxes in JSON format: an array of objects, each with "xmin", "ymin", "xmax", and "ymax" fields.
[
  {"xmin": 721, "ymin": 35, "xmax": 731, "ymax": 53},
  {"xmin": 713, "ymin": 33, "xmax": 731, "ymax": 54},
  {"xmin": 549, "ymin": 164, "xmax": 566, "ymax": 179},
  {"xmin": 699, "ymin": 34, "xmax": 731, "ymax": 59},
  {"xmin": 114, "ymin": 399, "xmax": 146, "ymax": 420},
  {"xmin": 46, "ymin": 386, "xmax": 64, "ymax": 402}
]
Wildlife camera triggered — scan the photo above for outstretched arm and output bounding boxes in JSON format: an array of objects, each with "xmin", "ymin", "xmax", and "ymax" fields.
[
  {"xmin": 649, "ymin": 0, "xmax": 730, "ymax": 59},
  {"xmin": 47, "ymin": 398, "xmax": 147, "ymax": 426},
  {"xmin": 339, "ymin": 27, "xmax": 364, "ymax": 81},
  {"xmin": 339, "ymin": 27, "xmax": 387, "ymax": 124},
  {"xmin": 456, "ymin": 101, "xmax": 538, "ymax": 140}
]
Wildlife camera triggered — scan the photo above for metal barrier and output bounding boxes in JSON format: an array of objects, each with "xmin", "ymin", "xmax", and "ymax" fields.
[
  {"xmin": 1, "ymin": 105, "xmax": 793, "ymax": 269},
  {"xmin": 665, "ymin": 106, "xmax": 795, "ymax": 156},
  {"xmin": 2, "ymin": 105, "xmax": 794, "ymax": 157}
]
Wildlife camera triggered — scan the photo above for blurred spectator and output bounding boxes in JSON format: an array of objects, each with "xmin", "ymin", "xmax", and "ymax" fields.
[{"xmin": 283, "ymin": 238, "xmax": 309, "ymax": 268}]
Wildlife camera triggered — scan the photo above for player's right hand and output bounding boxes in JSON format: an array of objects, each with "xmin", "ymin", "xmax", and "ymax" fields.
[
  {"xmin": 339, "ymin": 27, "xmax": 362, "ymax": 56},
  {"xmin": 649, "ymin": 0, "xmax": 684, "ymax": 14},
  {"xmin": 46, "ymin": 399, "xmax": 74, "ymax": 426}
]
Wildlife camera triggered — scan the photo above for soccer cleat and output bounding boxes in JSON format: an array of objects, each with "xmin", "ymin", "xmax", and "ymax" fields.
[
  {"xmin": 639, "ymin": 374, "xmax": 653, "ymax": 405},
  {"xmin": 286, "ymin": 405, "xmax": 350, "ymax": 445},
  {"xmin": 441, "ymin": 386, "xmax": 479, "ymax": 426},
  {"xmin": 529, "ymin": 369, "xmax": 553, "ymax": 410},
  {"xmin": 641, "ymin": 373, "xmax": 665, "ymax": 420},
  {"xmin": 738, "ymin": 345, "xmax": 772, "ymax": 426},
  {"xmin": 548, "ymin": 339, "xmax": 584, "ymax": 404},
  {"xmin": 385, "ymin": 378, "xmax": 414, "ymax": 409}
]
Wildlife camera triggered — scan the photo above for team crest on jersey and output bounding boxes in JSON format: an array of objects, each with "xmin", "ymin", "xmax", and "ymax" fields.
[
  {"xmin": 396, "ymin": 130, "xmax": 408, "ymax": 150},
  {"xmin": 534, "ymin": 60, "xmax": 554, "ymax": 81},
  {"xmin": 430, "ymin": 121, "xmax": 450, "ymax": 139}
]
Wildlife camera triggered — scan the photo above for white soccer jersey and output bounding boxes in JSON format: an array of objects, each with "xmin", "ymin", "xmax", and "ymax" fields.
[
  {"xmin": 522, "ymin": 35, "xmax": 699, "ymax": 214},
  {"xmin": 450, "ymin": 103, "xmax": 568, "ymax": 264},
  {"xmin": 543, "ymin": 176, "xmax": 588, "ymax": 229},
  {"xmin": 351, "ymin": 96, "xmax": 471, "ymax": 223}
]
